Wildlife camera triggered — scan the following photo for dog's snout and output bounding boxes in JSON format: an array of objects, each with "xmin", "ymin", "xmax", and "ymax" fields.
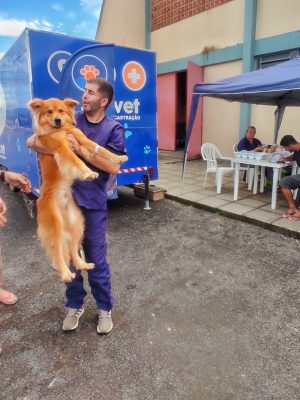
[{"xmin": 54, "ymin": 118, "xmax": 61, "ymax": 127}]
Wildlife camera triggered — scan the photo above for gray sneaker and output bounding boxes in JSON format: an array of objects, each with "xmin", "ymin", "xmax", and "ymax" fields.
[
  {"xmin": 63, "ymin": 307, "xmax": 84, "ymax": 331},
  {"xmin": 97, "ymin": 309, "xmax": 113, "ymax": 334}
]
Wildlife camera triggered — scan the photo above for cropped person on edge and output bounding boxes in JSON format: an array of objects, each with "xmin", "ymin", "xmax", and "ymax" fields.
[
  {"xmin": 0, "ymin": 170, "xmax": 31, "ymax": 305},
  {"xmin": 278, "ymin": 135, "xmax": 300, "ymax": 221}
]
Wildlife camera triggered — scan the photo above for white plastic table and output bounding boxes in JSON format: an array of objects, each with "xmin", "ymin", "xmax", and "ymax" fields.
[{"xmin": 232, "ymin": 158, "xmax": 297, "ymax": 209}]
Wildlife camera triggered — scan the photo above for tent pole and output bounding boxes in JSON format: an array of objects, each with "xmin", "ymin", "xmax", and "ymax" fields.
[
  {"xmin": 274, "ymin": 105, "xmax": 286, "ymax": 144},
  {"xmin": 182, "ymin": 95, "xmax": 200, "ymax": 180}
]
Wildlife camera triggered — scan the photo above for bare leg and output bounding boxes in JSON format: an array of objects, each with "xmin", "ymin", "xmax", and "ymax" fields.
[{"xmin": 281, "ymin": 188, "xmax": 297, "ymax": 213}]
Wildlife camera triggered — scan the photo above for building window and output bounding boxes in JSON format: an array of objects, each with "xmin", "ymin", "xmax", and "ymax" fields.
[{"xmin": 256, "ymin": 50, "xmax": 300, "ymax": 69}]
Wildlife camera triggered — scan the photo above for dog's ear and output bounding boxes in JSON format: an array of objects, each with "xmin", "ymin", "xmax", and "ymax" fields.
[
  {"xmin": 27, "ymin": 99, "xmax": 43, "ymax": 112},
  {"xmin": 63, "ymin": 98, "xmax": 79, "ymax": 109}
]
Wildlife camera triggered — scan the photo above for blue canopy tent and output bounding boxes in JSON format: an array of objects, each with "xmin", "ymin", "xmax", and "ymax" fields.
[{"xmin": 183, "ymin": 58, "xmax": 300, "ymax": 176}]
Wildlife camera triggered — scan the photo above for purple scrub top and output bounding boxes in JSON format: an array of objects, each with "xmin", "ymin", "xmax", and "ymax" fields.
[{"xmin": 72, "ymin": 112, "xmax": 126, "ymax": 210}]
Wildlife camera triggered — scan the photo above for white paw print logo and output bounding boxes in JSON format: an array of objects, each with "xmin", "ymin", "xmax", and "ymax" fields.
[{"xmin": 144, "ymin": 145, "xmax": 151, "ymax": 154}]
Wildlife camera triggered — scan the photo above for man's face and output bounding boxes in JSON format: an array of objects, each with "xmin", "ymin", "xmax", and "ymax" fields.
[
  {"xmin": 284, "ymin": 143, "xmax": 296, "ymax": 152},
  {"xmin": 82, "ymin": 82, "xmax": 108, "ymax": 114},
  {"xmin": 246, "ymin": 127, "xmax": 256, "ymax": 140}
]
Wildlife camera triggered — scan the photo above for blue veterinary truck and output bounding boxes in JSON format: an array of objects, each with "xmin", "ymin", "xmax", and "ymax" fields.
[{"xmin": 0, "ymin": 29, "xmax": 158, "ymax": 197}]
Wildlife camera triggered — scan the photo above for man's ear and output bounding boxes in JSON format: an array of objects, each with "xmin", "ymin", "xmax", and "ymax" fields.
[
  {"xmin": 27, "ymin": 98, "xmax": 43, "ymax": 112},
  {"xmin": 100, "ymin": 97, "xmax": 109, "ymax": 108},
  {"xmin": 63, "ymin": 98, "xmax": 79, "ymax": 108}
]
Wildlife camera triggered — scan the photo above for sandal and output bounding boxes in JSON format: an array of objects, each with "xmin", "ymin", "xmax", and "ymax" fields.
[
  {"xmin": 282, "ymin": 211, "xmax": 296, "ymax": 218},
  {"xmin": 0, "ymin": 290, "xmax": 17, "ymax": 305},
  {"xmin": 287, "ymin": 215, "xmax": 300, "ymax": 222}
]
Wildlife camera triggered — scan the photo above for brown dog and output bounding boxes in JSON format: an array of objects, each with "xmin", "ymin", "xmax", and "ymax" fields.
[{"xmin": 28, "ymin": 97, "xmax": 127, "ymax": 282}]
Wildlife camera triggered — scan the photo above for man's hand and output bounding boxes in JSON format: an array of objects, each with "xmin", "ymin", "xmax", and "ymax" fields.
[
  {"xmin": 0, "ymin": 197, "xmax": 7, "ymax": 227},
  {"xmin": 0, "ymin": 214, "xmax": 7, "ymax": 227},
  {"xmin": 253, "ymin": 146, "xmax": 264, "ymax": 152},
  {"xmin": 0, "ymin": 197, "xmax": 7, "ymax": 214},
  {"xmin": 4, "ymin": 172, "xmax": 31, "ymax": 193},
  {"xmin": 279, "ymin": 155, "xmax": 293, "ymax": 163},
  {"xmin": 27, "ymin": 134, "xmax": 52, "ymax": 155},
  {"xmin": 67, "ymin": 134, "xmax": 80, "ymax": 153}
]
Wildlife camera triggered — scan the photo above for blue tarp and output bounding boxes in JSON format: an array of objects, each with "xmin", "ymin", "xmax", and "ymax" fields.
[
  {"xmin": 192, "ymin": 58, "xmax": 300, "ymax": 106},
  {"xmin": 184, "ymin": 58, "xmax": 300, "ymax": 176}
]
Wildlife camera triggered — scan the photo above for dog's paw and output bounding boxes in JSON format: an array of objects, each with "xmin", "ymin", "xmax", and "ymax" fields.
[
  {"xmin": 119, "ymin": 155, "xmax": 128, "ymax": 163},
  {"xmin": 111, "ymin": 155, "xmax": 128, "ymax": 164},
  {"xmin": 85, "ymin": 171, "xmax": 99, "ymax": 180},
  {"xmin": 62, "ymin": 271, "xmax": 76, "ymax": 282},
  {"xmin": 79, "ymin": 262, "xmax": 95, "ymax": 271}
]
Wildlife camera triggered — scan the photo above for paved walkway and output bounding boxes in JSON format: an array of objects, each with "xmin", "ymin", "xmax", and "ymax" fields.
[{"xmin": 156, "ymin": 150, "xmax": 300, "ymax": 237}]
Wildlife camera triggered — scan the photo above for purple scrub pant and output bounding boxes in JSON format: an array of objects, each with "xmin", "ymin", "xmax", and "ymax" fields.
[{"xmin": 65, "ymin": 207, "xmax": 114, "ymax": 311}]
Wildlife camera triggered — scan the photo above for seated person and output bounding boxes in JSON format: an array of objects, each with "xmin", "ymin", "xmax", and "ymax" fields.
[
  {"xmin": 237, "ymin": 126, "xmax": 264, "ymax": 152},
  {"xmin": 278, "ymin": 135, "xmax": 300, "ymax": 220},
  {"xmin": 237, "ymin": 126, "xmax": 265, "ymax": 182}
]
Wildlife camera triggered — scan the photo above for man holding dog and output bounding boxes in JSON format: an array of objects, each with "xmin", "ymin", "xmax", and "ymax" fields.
[{"xmin": 27, "ymin": 78, "xmax": 126, "ymax": 334}]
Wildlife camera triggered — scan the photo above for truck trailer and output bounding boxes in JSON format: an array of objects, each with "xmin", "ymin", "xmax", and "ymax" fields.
[{"xmin": 0, "ymin": 29, "xmax": 158, "ymax": 198}]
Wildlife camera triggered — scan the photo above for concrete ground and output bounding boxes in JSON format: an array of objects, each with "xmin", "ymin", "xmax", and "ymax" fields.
[
  {"xmin": 157, "ymin": 150, "xmax": 300, "ymax": 237},
  {"xmin": 0, "ymin": 183, "xmax": 299, "ymax": 400}
]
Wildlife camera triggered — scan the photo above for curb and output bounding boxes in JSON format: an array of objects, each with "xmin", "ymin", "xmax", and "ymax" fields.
[{"xmin": 165, "ymin": 193, "xmax": 300, "ymax": 240}]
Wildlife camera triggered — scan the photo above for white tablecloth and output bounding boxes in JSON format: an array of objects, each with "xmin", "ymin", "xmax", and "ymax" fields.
[{"xmin": 232, "ymin": 158, "xmax": 297, "ymax": 209}]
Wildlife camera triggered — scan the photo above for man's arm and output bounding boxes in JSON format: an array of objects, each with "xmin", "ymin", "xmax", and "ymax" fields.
[
  {"xmin": 252, "ymin": 139, "xmax": 264, "ymax": 152},
  {"xmin": 0, "ymin": 174, "xmax": 31, "ymax": 226},
  {"xmin": 67, "ymin": 133, "xmax": 124, "ymax": 175},
  {"xmin": 279, "ymin": 154, "xmax": 294, "ymax": 162},
  {"xmin": 2, "ymin": 172, "xmax": 31, "ymax": 192},
  {"xmin": 27, "ymin": 134, "xmax": 52, "ymax": 155},
  {"xmin": 80, "ymin": 147, "xmax": 122, "ymax": 175},
  {"xmin": 252, "ymin": 145, "xmax": 264, "ymax": 152},
  {"xmin": 0, "ymin": 196, "xmax": 7, "ymax": 227},
  {"xmin": 28, "ymin": 132, "xmax": 122, "ymax": 174},
  {"xmin": 237, "ymin": 139, "xmax": 245, "ymax": 151}
]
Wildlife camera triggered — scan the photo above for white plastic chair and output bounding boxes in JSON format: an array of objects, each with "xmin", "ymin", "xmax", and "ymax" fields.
[
  {"xmin": 201, "ymin": 143, "xmax": 234, "ymax": 193},
  {"xmin": 233, "ymin": 142, "xmax": 254, "ymax": 190}
]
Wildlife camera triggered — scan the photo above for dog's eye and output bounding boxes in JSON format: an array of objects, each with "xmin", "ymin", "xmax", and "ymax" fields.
[
  {"xmin": 47, "ymin": 110, "xmax": 53, "ymax": 114},
  {"xmin": 58, "ymin": 109, "xmax": 64, "ymax": 113}
]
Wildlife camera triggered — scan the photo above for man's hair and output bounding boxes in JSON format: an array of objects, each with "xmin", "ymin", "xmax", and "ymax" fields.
[
  {"xmin": 245, "ymin": 125, "xmax": 256, "ymax": 134},
  {"xmin": 88, "ymin": 77, "xmax": 114, "ymax": 108},
  {"xmin": 280, "ymin": 135, "xmax": 297, "ymax": 147}
]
